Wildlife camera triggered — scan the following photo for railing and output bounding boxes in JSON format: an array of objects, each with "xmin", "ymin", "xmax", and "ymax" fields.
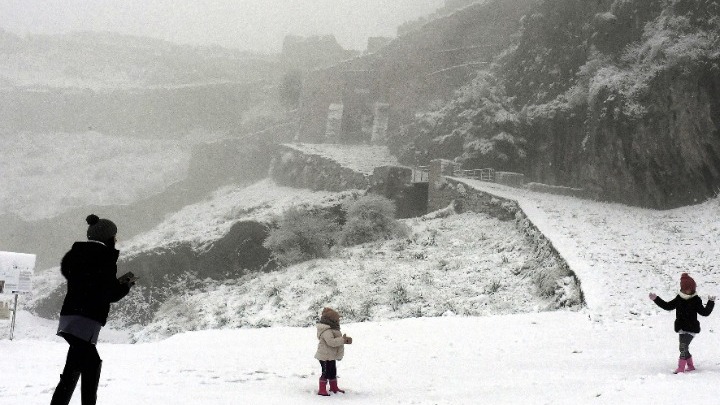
[
  {"xmin": 412, "ymin": 166, "xmax": 429, "ymax": 183},
  {"xmin": 453, "ymin": 167, "xmax": 495, "ymax": 182},
  {"xmin": 412, "ymin": 165, "xmax": 497, "ymax": 183}
]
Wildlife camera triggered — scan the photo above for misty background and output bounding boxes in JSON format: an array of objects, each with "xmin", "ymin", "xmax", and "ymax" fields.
[{"xmin": 1, "ymin": 0, "xmax": 444, "ymax": 53}]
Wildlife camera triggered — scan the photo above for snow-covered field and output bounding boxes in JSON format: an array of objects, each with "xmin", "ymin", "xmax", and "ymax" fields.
[
  {"xmin": 2, "ymin": 175, "xmax": 720, "ymax": 404},
  {"xmin": 3, "ymin": 310, "xmax": 720, "ymax": 404}
]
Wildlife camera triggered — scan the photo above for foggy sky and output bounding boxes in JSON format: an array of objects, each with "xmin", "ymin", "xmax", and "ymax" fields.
[{"xmin": 1, "ymin": 0, "xmax": 444, "ymax": 53}]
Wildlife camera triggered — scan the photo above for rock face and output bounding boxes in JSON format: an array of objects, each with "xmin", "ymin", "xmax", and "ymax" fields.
[
  {"xmin": 527, "ymin": 65, "xmax": 720, "ymax": 208},
  {"xmin": 581, "ymin": 68, "xmax": 720, "ymax": 207}
]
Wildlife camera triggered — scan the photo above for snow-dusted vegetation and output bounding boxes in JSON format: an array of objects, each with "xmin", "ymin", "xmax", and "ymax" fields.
[{"xmin": 130, "ymin": 209, "xmax": 567, "ymax": 342}]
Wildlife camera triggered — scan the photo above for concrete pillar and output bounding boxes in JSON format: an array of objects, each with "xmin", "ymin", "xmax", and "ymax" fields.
[
  {"xmin": 427, "ymin": 159, "xmax": 456, "ymax": 213},
  {"xmin": 370, "ymin": 102, "xmax": 390, "ymax": 144},
  {"xmin": 324, "ymin": 103, "xmax": 344, "ymax": 143}
]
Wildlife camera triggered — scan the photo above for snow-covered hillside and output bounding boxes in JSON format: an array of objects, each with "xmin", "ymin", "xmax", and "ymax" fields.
[
  {"xmin": 130, "ymin": 210, "xmax": 569, "ymax": 342},
  {"xmin": 118, "ymin": 179, "xmax": 360, "ymax": 258},
  {"xmin": 0, "ymin": 132, "xmax": 190, "ymax": 220}
]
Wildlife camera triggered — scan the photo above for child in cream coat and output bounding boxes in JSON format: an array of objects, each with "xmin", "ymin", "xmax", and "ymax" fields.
[{"xmin": 314, "ymin": 307, "xmax": 352, "ymax": 396}]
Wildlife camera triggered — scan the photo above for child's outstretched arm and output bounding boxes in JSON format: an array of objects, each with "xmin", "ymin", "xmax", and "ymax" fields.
[
  {"xmin": 697, "ymin": 296, "xmax": 715, "ymax": 317},
  {"xmin": 649, "ymin": 293, "xmax": 676, "ymax": 311}
]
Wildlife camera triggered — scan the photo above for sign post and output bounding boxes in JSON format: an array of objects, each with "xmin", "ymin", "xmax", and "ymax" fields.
[
  {"xmin": 0, "ymin": 252, "xmax": 36, "ymax": 340},
  {"xmin": 10, "ymin": 293, "xmax": 18, "ymax": 340}
]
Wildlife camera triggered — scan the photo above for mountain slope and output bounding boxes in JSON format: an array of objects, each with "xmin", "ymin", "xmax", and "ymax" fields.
[{"xmin": 391, "ymin": 0, "xmax": 720, "ymax": 208}]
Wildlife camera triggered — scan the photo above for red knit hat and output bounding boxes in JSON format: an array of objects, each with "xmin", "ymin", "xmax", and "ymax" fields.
[{"xmin": 680, "ymin": 273, "xmax": 696, "ymax": 293}]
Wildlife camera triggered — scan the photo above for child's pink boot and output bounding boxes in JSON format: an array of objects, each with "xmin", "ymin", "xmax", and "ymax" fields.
[
  {"xmin": 686, "ymin": 357, "xmax": 695, "ymax": 371},
  {"xmin": 329, "ymin": 379, "xmax": 345, "ymax": 394},
  {"xmin": 674, "ymin": 358, "xmax": 687, "ymax": 374},
  {"xmin": 318, "ymin": 378, "xmax": 330, "ymax": 396}
]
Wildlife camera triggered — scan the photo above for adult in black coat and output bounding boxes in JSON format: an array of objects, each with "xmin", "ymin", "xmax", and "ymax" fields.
[
  {"xmin": 50, "ymin": 215, "xmax": 136, "ymax": 405},
  {"xmin": 649, "ymin": 273, "xmax": 715, "ymax": 373}
]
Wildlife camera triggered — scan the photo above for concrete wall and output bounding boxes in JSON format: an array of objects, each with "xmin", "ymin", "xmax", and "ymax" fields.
[{"xmin": 369, "ymin": 166, "xmax": 427, "ymax": 218}]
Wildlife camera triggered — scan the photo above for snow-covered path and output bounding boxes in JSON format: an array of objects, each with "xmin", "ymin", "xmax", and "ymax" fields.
[{"xmin": 460, "ymin": 179, "xmax": 720, "ymax": 323}]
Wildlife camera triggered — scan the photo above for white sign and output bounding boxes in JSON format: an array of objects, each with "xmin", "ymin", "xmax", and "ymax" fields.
[{"xmin": 0, "ymin": 252, "xmax": 36, "ymax": 294}]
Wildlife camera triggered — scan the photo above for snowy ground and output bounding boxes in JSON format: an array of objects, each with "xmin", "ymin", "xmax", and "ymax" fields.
[
  {"xmin": 2, "ymin": 176, "xmax": 720, "ymax": 403},
  {"xmin": 3, "ymin": 311, "xmax": 720, "ymax": 404}
]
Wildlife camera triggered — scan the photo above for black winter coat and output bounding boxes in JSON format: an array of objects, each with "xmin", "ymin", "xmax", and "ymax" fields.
[
  {"xmin": 59, "ymin": 241, "xmax": 130, "ymax": 326},
  {"xmin": 653, "ymin": 294, "xmax": 714, "ymax": 333}
]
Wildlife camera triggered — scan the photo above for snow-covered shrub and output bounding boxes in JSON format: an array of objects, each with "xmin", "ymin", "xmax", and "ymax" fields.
[
  {"xmin": 108, "ymin": 272, "xmax": 205, "ymax": 327},
  {"xmin": 263, "ymin": 206, "xmax": 341, "ymax": 266},
  {"xmin": 338, "ymin": 194, "xmax": 408, "ymax": 246}
]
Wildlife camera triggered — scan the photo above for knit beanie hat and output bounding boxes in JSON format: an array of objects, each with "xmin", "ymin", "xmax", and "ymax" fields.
[
  {"xmin": 321, "ymin": 307, "xmax": 340, "ymax": 322},
  {"xmin": 86, "ymin": 214, "xmax": 117, "ymax": 242},
  {"xmin": 680, "ymin": 273, "xmax": 696, "ymax": 293}
]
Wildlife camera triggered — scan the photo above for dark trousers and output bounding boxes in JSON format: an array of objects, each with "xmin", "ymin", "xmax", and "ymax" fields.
[
  {"xmin": 50, "ymin": 333, "xmax": 102, "ymax": 405},
  {"xmin": 679, "ymin": 333, "xmax": 695, "ymax": 359},
  {"xmin": 319, "ymin": 360, "xmax": 337, "ymax": 380}
]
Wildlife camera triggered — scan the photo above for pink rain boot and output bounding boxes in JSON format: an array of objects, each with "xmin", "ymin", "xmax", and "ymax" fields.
[
  {"xmin": 318, "ymin": 378, "xmax": 330, "ymax": 396},
  {"xmin": 674, "ymin": 358, "xmax": 687, "ymax": 374},
  {"xmin": 686, "ymin": 357, "xmax": 695, "ymax": 371},
  {"xmin": 329, "ymin": 379, "xmax": 345, "ymax": 394}
]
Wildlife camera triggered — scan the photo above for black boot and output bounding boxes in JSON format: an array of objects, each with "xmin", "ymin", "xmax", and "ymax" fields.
[
  {"xmin": 50, "ymin": 371, "xmax": 80, "ymax": 405},
  {"xmin": 81, "ymin": 360, "xmax": 102, "ymax": 405}
]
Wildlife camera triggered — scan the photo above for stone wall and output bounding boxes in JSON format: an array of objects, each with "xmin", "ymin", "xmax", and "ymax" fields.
[
  {"xmin": 269, "ymin": 146, "xmax": 428, "ymax": 217},
  {"xmin": 525, "ymin": 182, "xmax": 586, "ymax": 198},
  {"xmin": 495, "ymin": 171, "xmax": 525, "ymax": 188},
  {"xmin": 270, "ymin": 145, "xmax": 371, "ymax": 191}
]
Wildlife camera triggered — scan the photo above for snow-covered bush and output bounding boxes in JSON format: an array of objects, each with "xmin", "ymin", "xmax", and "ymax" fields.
[
  {"xmin": 108, "ymin": 272, "xmax": 205, "ymax": 327},
  {"xmin": 338, "ymin": 194, "xmax": 408, "ymax": 246},
  {"xmin": 263, "ymin": 206, "xmax": 341, "ymax": 266}
]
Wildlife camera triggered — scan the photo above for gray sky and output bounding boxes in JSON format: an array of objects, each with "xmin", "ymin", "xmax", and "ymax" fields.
[{"xmin": 1, "ymin": 0, "xmax": 444, "ymax": 53}]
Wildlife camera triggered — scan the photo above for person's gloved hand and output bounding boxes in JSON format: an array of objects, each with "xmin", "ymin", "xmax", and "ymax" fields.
[{"xmin": 649, "ymin": 293, "xmax": 657, "ymax": 301}]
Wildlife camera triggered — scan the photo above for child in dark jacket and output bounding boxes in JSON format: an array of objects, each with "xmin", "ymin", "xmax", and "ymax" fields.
[{"xmin": 649, "ymin": 273, "xmax": 715, "ymax": 373}]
